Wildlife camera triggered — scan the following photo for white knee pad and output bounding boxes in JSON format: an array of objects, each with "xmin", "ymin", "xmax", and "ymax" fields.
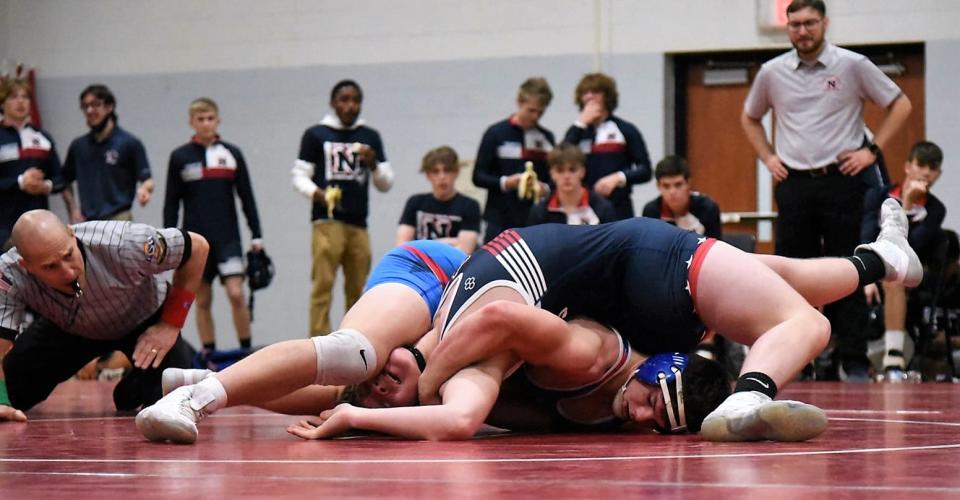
[{"xmin": 311, "ymin": 328, "xmax": 377, "ymax": 385}]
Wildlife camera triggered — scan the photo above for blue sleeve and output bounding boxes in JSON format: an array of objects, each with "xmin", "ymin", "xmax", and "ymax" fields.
[{"xmin": 472, "ymin": 126, "xmax": 503, "ymax": 190}]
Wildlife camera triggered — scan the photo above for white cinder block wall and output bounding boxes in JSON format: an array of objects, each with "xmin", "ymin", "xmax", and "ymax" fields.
[{"xmin": 2, "ymin": 0, "xmax": 958, "ymax": 347}]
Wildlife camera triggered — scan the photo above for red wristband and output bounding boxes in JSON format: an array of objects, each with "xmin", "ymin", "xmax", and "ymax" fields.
[{"xmin": 161, "ymin": 286, "xmax": 196, "ymax": 329}]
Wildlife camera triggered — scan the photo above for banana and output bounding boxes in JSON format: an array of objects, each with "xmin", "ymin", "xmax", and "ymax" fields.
[
  {"xmin": 324, "ymin": 185, "xmax": 342, "ymax": 219},
  {"xmin": 518, "ymin": 161, "xmax": 541, "ymax": 203}
]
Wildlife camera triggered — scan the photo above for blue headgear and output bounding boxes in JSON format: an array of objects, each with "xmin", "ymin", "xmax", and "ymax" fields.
[{"xmin": 632, "ymin": 352, "xmax": 689, "ymax": 433}]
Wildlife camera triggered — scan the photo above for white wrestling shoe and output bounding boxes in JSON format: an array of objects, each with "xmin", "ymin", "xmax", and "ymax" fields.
[
  {"xmin": 161, "ymin": 368, "xmax": 214, "ymax": 396},
  {"xmin": 856, "ymin": 198, "xmax": 923, "ymax": 288},
  {"xmin": 700, "ymin": 391, "xmax": 828, "ymax": 442},
  {"xmin": 136, "ymin": 386, "xmax": 212, "ymax": 444}
]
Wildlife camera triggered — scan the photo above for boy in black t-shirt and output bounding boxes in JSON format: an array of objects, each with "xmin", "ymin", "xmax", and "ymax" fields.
[{"xmin": 397, "ymin": 146, "xmax": 480, "ymax": 254}]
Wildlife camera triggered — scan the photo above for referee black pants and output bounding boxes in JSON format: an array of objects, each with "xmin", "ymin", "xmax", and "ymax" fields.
[
  {"xmin": 2, "ymin": 309, "xmax": 193, "ymax": 411},
  {"xmin": 775, "ymin": 172, "xmax": 870, "ymax": 371}
]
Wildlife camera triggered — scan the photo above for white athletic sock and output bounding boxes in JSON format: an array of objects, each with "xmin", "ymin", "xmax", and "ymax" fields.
[
  {"xmin": 191, "ymin": 376, "xmax": 228, "ymax": 413},
  {"xmin": 883, "ymin": 329, "xmax": 906, "ymax": 369}
]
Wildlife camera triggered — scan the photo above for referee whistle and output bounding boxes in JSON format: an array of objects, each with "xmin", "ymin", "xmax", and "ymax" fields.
[{"xmin": 71, "ymin": 279, "xmax": 83, "ymax": 298}]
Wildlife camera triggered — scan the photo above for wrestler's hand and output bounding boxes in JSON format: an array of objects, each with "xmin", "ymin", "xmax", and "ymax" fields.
[
  {"xmin": 863, "ymin": 283, "xmax": 882, "ymax": 305},
  {"xmin": 0, "ymin": 404, "xmax": 28, "ymax": 423},
  {"xmin": 286, "ymin": 404, "xmax": 356, "ymax": 440},
  {"xmin": 133, "ymin": 322, "xmax": 180, "ymax": 369}
]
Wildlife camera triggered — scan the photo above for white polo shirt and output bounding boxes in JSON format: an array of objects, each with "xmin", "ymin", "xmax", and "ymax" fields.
[{"xmin": 744, "ymin": 42, "xmax": 902, "ymax": 170}]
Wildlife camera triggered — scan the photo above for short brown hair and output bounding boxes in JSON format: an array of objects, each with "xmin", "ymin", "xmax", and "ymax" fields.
[
  {"xmin": 547, "ymin": 143, "xmax": 585, "ymax": 170},
  {"xmin": 575, "ymin": 73, "xmax": 618, "ymax": 112},
  {"xmin": 0, "ymin": 78, "xmax": 31, "ymax": 105},
  {"xmin": 787, "ymin": 0, "xmax": 826, "ymax": 17},
  {"xmin": 518, "ymin": 77, "xmax": 553, "ymax": 107},
  {"xmin": 189, "ymin": 97, "xmax": 219, "ymax": 117},
  {"xmin": 420, "ymin": 145, "xmax": 460, "ymax": 173}
]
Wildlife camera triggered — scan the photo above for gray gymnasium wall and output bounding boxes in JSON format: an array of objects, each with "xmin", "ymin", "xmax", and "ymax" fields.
[{"xmin": 35, "ymin": 53, "xmax": 664, "ymax": 348}]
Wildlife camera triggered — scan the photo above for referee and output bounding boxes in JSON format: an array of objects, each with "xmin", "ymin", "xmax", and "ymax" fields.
[{"xmin": 0, "ymin": 210, "xmax": 209, "ymax": 421}]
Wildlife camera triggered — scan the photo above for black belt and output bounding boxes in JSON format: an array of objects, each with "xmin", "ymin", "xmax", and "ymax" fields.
[{"xmin": 784, "ymin": 162, "xmax": 840, "ymax": 178}]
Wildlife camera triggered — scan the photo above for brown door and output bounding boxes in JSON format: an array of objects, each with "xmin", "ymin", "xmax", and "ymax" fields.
[{"xmin": 677, "ymin": 44, "xmax": 925, "ymax": 254}]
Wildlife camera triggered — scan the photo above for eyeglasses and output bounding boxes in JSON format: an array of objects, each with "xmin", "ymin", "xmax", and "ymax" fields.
[
  {"xmin": 80, "ymin": 100, "xmax": 105, "ymax": 111},
  {"xmin": 787, "ymin": 18, "xmax": 822, "ymax": 31}
]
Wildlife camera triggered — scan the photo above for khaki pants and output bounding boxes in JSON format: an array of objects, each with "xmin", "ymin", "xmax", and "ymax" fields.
[{"xmin": 310, "ymin": 221, "xmax": 371, "ymax": 336}]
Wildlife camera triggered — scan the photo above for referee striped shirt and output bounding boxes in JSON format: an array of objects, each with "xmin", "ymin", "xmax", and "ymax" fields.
[{"xmin": 0, "ymin": 221, "xmax": 187, "ymax": 341}]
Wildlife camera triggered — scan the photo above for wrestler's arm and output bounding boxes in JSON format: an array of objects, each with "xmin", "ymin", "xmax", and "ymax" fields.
[
  {"xmin": 419, "ymin": 302, "xmax": 604, "ymax": 405},
  {"xmin": 287, "ymin": 353, "xmax": 512, "ymax": 441}
]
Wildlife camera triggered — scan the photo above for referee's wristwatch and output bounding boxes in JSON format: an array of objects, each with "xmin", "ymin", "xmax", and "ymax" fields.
[{"xmin": 866, "ymin": 142, "xmax": 881, "ymax": 157}]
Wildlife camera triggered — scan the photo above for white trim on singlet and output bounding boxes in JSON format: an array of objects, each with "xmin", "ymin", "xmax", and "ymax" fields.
[
  {"xmin": 438, "ymin": 279, "xmax": 534, "ymax": 342},
  {"xmin": 492, "ymin": 239, "xmax": 546, "ymax": 303}
]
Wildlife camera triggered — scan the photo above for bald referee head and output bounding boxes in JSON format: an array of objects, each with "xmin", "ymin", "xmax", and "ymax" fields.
[{"xmin": 12, "ymin": 210, "xmax": 86, "ymax": 295}]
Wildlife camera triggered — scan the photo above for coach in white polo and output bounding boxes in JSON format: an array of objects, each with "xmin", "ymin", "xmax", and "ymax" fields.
[
  {"xmin": 740, "ymin": 0, "xmax": 912, "ymax": 380},
  {"xmin": 0, "ymin": 210, "xmax": 209, "ymax": 422}
]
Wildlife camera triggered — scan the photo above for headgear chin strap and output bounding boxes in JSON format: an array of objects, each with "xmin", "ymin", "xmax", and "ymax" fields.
[
  {"xmin": 404, "ymin": 345, "xmax": 427, "ymax": 372},
  {"xmin": 632, "ymin": 352, "xmax": 689, "ymax": 433}
]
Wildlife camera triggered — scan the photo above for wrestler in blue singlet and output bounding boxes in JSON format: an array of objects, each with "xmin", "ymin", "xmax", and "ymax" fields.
[
  {"xmin": 364, "ymin": 240, "xmax": 466, "ymax": 316},
  {"xmin": 438, "ymin": 218, "xmax": 717, "ymax": 354}
]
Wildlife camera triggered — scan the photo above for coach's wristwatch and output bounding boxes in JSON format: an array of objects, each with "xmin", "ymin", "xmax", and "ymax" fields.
[{"xmin": 866, "ymin": 142, "xmax": 881, "ymax": 157}]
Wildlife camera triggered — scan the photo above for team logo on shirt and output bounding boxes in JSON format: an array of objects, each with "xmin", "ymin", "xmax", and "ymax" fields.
[
  {"xmin": 824, "ymin": 76, "xmax": 842, "ymax": 92},
  {"xmin": 324, "ymin": 142, "xmax": 366, "ymax": 181},
  {"xmin": 143, "ymin": 233, "xmax": 169, "ymax": 264},
  {"xmin": 416, "ymin": 212, "xmax": 462, "ymax": 240},
  {"xmin": 105, "ymin": 149, "xmax": 120, "ymax": 165}
]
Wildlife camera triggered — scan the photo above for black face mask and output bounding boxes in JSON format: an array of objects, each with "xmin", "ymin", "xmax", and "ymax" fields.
[{"xmin": 89, "ymin": 112, "xmax": 116, "ymax": 135}]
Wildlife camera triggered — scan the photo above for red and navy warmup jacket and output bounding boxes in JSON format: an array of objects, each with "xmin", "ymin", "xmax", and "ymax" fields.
[
  {"xmin": 163, "ymin": 137, "xmax": 262, "ymax": 245},
  {"xmin": 473, "ymin": 116, "xmax": 555, "ymax": 230},
  {"xmin": 298, "ymin": 123, "xmax": 387, "ymax": 228},
  {"xmin": 563, "ymin": 115, "xmax": 652, "ymax": 219},
  {"xmin": 0, "ymin": 122, "xmax": 61, "ymax": 244}
]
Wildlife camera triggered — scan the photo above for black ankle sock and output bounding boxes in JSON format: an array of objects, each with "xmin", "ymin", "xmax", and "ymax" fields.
[
  {"xmin": 240, "ymin": 338, "xmax": 251, "ymax": 349},
  {"xmin": 848, "ymin": 250, "xmax": 886, "ymax": 287},
  {"xmin": 202, "ymin": 342, "xmax": 216, "ymax": 352},
  {"xmin": 735, "ymin": 372, "xmax": 778, "ymax": 399}
]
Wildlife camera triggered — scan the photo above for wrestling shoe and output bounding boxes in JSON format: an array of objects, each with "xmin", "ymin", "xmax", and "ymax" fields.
[
  {"xmin": 161, "ymin": 368, "xmax": 214, "ymax": 396},
  {"xmin": 136, "ymin": 386, "xmax": 211, "ymax": 444},
  {"xmin": 700, "ymin": 391, "xmax": 828, "ymax": 442},
  {"xmin": 856, "ymin": 198, "xmax": 923, "ymax": 287}
]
